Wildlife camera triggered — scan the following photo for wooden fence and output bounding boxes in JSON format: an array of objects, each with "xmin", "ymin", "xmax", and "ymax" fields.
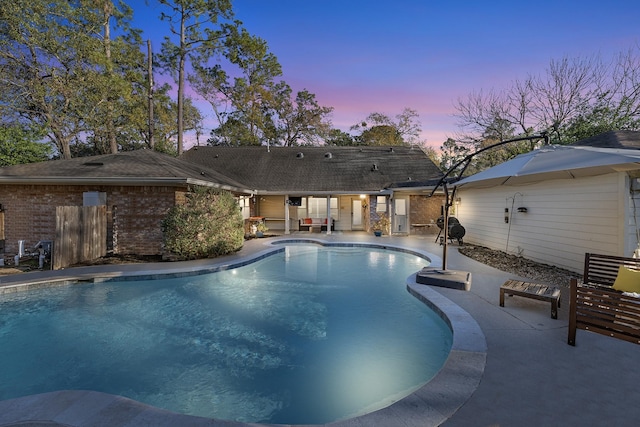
[{"xmin": 54, "ymin": 206, "xmax": 107, "ymax": 270}]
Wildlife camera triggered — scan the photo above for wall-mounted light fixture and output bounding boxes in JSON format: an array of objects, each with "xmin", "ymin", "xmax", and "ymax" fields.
[
  {"xmin": 517, "ymin": 207, "xmax": 528, "ymax": 213},
  {"xmin": 455, "ymin": 197, "xmax": 461, "ymax": 206}
]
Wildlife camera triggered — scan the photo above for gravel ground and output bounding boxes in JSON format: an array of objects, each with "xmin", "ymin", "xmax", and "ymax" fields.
[{"xmin": 457, "ymin": 245, "xmax": 579, "ymax": 288}]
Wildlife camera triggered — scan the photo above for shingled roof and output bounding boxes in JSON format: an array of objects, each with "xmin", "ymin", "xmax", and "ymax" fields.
[
  {"xmin": 570, "ymin": 130, "xmax": 640, "ymax": 149},
  {"xmin": 0, "ymin": 149, "xmax": 252, "ymax": 192},
  {"xmin": 180, "ymin": 145, "xmax": 444, "ymax": 194}
]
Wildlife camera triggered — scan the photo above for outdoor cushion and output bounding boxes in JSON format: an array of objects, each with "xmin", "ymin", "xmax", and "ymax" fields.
[
  {"xmin": 304, "ymin": 218, "xmax": 312, "ymax": 224},
  {"xmin": 612, "ymin": 266, "xmax": 640, "ymax": 293}
]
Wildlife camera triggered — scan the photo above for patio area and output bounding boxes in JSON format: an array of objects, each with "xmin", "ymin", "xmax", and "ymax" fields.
[{"xmin": 1, "ymin": 233, "xmax": 638, "ymax": 426}]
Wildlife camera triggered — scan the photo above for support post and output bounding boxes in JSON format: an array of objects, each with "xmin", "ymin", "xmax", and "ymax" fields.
[
  {"xmin": 284, "ymin": 194, "xmax": 290, "ymax": 235},
  {"xmin": 326, "ymin": 195, "xmax": 332, "ymax": 235}
]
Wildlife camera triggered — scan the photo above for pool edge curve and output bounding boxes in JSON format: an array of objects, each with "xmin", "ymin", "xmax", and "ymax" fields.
[{"xmin": 0, "ymin": 238, "xmax": 487, "ymax": 427}]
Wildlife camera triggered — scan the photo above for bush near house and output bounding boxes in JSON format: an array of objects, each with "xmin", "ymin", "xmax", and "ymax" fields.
[{"xmin": 162, "ymin": 188, "xmax": 244, "ymax": 260}]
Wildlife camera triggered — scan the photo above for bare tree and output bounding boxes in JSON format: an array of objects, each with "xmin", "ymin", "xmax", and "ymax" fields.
[
  {"xmin": 504, "ymin": 77, "xmax": 536, "ymax": 137},
  {"xmin": 598, "ymin": 47, "xmax": 640, "ymax": 124},
  {"xmin": 455, "ymin": 89, "xmax": 513, "ymax": 142},
  {"xmin": 529, "ymin": 55, "xmax": 604, "ymax": 142},
  {"xmin": 449, "ymin": 47, "xmax": 640, "ymax": 174},
  {"xmin": 453, "ymin": 53, "xmax": 623, "ymax": 145}
]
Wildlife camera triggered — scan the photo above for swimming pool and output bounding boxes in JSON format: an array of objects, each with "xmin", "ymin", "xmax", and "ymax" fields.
[{"xmin": 0, "ymin": 244, "xmax": 453, "ymax": 425}]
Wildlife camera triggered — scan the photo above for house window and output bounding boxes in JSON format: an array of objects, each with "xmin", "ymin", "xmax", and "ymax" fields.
[
  {"xmin": 376, "ymin": 196, "xmax": 387, "ymax": 212},
  {"xmin": 299, "ymin": 197, "xmax": 338, "ymax": 219},
  {"xmin": 238, "ymin": 196, "xmax": 251, "ymax": 219}
]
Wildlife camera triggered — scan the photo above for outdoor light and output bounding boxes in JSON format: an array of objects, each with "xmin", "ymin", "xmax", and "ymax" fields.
[
  {"xmin": 455, "ymin": 197, "xmax": 461, "ymax": 206},
  {"xmin": 517, "ymin": 207, "xmax": 528, "ymax": 213}
]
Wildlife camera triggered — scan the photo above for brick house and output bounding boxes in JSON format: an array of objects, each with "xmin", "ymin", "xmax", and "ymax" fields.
[
  {"xmin": 0, "ymin": 149, "xmax": 252, "ymax": 261},
  {"xmin": 0, "ymin": 146, "xmax": 446, "ymax": 265}
]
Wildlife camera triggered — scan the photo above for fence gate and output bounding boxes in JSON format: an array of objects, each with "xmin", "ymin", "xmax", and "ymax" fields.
[{"xmin": 54, "ymin": 205, "xmax": 107, "ymax": 270}]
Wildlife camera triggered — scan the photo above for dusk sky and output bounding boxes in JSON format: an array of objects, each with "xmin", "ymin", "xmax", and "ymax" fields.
[{"xmin": 130, "ymin": 0, "xmax": 640, "ymax": 148}]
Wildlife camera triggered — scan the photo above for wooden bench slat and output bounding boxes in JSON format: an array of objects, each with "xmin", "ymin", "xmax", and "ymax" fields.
[
  {"xmin": 576, "ymin": 324, "xmax": 640, "ymax": 345},
  {"xmin": 576, "ymin": 319, "xmax": 640, "ymax": 342},
  {"xmin": 500, "ymin": 279, "xmax": 561, "ymax": 319},
  {"xmin": 577, "ymin": 301, "xmax": 640, "ymax": 320},
  {"xmin": 575, "ymin": 311, "xmax": 640, "ymax": 336}
]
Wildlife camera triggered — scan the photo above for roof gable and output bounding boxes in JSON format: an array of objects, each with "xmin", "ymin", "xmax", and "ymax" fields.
[{"xmin": 570, "ymin": 130, "xmax": 640, "ymax": 149}]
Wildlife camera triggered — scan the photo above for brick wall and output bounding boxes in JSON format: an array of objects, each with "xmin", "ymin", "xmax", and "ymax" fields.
[
  {"xmin": 0, "ymin": 184, "xmax": 186, "ymax": 258},
  {"xmin": 409, "ymin": 194, "xmax": 445, "ymax": 235},
  {"xmin": 109, "ymin": 186, "xmax": 185, "ymax": 255}
]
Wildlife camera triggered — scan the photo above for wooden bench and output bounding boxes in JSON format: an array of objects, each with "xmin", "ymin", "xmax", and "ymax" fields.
[
  {"xmin": 299, "ymin": 218, "xmax": 334, "ymax": 232},
  {"xmin": 500, "ymin": 279, "xmax": 561, "ymax": 319},
  {"xmin": 568, "ymin": 253, "xmax": 640, "ymax": 346}
]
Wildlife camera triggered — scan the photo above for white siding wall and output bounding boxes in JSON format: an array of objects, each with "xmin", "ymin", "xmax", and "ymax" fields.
[
  {"xmin": 457, "ymin": 173, "xmax": 631, "ymax": 273},
  {"xmin": 258, "ymin": 195, "xmax": 286, "ymax": 218}
]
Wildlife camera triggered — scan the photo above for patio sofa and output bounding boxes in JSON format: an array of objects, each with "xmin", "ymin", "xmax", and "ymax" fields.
[
  {"xmin": 568, "ymin": 253, "xmax": 640, "ymax": 346},
  {"xmin": 299, "ymin": 217, "xmax": 335, "ymax": 231}
]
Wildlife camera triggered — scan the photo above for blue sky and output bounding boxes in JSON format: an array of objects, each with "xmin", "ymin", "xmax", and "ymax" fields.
[{"xmin": 130, "ymin": 0, "xmax": 640, "ymax": 148}]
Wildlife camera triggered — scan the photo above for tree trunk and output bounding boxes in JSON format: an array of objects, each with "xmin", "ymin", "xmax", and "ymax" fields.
[
  {"xmin": 52, "ymin": 128, "xmax": 73, "ymax": 160},
  {"xmin": 103, "ymin": 1, "xmax": 118, "ymax": 154},
  {"xmin": 147, "ymin": 39, "xmax": 155, "ymax": 149},
  {"xmin": 177, "ymin": 12, "xmax": 186, "ymax": 155}
]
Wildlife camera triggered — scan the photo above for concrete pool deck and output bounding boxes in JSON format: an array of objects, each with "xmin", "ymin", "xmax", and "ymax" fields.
[{"xmin": 1, "ymin": 233, "xmax": 639, "ymax": 426}]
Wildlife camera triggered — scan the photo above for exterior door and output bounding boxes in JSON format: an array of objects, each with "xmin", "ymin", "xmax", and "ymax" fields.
[
  {"xmin": 352, "ymin": 199, "xmax": 364, "ymax": 230},
  {"xmin": 393, "ymin": 198, "xmax": 408, "ymax": 233}
]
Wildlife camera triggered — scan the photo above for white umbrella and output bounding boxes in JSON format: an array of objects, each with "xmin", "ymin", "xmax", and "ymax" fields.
[{"xmin": 456, "ymin": 145, "xmax": 640, "ymax": 188}]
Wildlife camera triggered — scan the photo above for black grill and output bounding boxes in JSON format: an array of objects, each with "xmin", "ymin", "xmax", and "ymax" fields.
[{"xmin": 435, "ymin": 216, "xmax": 466, "ymax": 245}]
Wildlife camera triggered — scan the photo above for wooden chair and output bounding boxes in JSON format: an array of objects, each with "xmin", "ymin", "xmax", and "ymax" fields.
[{"xmin": 568, "ymin": 253, "xmax": 640, "ymax": 346}]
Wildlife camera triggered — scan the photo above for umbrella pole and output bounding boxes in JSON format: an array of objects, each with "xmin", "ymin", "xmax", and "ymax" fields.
[
  {"xmin": 441, "ymin": 183, "xmax": 458, "ymax": 272},
  {"xmin": 416, "ymin": 183, "xmax": 470, "ymax": 289},
  {"xmin": 421, "ymin": 132, "xmax": 547, "ymax": 291},
  {"xmin": 442, "ymin": 183, "xmax": 450, "ymax": 271}
]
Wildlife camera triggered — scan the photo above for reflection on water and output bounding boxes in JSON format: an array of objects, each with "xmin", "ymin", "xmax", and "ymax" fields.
[{"xmin": 0, "ymin": 245, "xmax": 452, "ymax": 424}]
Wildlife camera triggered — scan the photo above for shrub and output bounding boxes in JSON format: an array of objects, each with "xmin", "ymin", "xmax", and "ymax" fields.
[{"xmin": 162, "ymin": 187, "xmax": 244, "ymax": 260}]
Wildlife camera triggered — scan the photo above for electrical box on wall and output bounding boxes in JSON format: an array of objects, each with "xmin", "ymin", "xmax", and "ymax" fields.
[{"xmin": 83, "ymin": 191, "xmax": 106, "ymax": 206}]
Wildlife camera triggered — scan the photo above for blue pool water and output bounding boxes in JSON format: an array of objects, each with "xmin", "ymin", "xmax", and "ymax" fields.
[{"xmin": 0, "ymin": 245, "xmax": 452, "ymax": 424}]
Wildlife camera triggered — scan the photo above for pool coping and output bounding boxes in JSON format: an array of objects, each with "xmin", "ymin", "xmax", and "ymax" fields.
[{"xmin": 0, "ymin": 238, "xmax": 487, "ymax": 427}]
